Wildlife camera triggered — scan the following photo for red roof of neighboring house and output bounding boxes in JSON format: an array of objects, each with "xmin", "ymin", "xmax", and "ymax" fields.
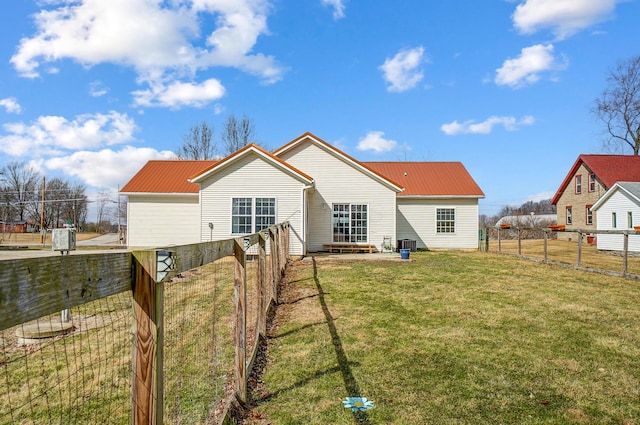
[
  {"xmin": 551, "ymin": 154, "xmax": 640, "ymax": 204},
  {"xmin": 363, "ymin": 162, "xmax": 485, "ymax": 197},
  {"xmin": 120, "ymin": 160, "xmax": 217, "ymax": 194}
]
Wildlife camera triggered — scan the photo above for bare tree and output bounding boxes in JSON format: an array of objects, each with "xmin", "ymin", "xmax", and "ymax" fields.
[
  {"xmin": 593, "ymin": 55, "xmax": 640, "ymax": 155},
  {"xmin": 175, "ymin": 121, "xmax": 217, "ymax": 160},
  {"xmin": 221, "ymin": 114, "xmax": 255, "ymax": 155},
  {"xmin": 0, "ymin": 161, "xmax": 40, "ymax": 223}
]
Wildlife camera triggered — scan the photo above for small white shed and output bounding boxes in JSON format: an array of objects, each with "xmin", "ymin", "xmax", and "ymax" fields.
[{"xmin": 590, "ymin": 182, "xmax": 640, "ymax": 252}]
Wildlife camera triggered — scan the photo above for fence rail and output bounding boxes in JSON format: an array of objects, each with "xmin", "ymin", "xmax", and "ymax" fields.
[
  {"xmin": 1, "ymin": 222, "xmax": 290, "ymax": 424},
  {"xmin": 481, "ymin": 226, "xmax": 640, "ymax": 279}
]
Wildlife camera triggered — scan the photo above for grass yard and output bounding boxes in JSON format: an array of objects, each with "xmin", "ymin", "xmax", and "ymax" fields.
[{"xmin": 244, "ymin": 251, "xmax": 640, "ymax": 424}]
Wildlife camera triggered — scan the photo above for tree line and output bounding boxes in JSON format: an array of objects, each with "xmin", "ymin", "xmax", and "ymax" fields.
[
  {"xmin": 480, "ymin": 199, "xmax": 557, "ymax": 228},
  {"xmin": 0, "ymin": 161, "xmax": 90, "ymax": 232},
  {"xmin": 175, "ymin": 113, "xmax": 256, "ymax": 160}
]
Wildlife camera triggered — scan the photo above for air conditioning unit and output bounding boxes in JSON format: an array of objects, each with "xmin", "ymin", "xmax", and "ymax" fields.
[
  {"xmin": 52, "ymin": 228, "xmax": 76, "ymax": 251},
  {"xmin": 397, "ymin": 239, "xmax": 417, "ymax": 252}
]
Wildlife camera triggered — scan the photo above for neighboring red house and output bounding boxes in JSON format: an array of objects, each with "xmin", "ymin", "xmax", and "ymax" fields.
[
  {"xmin": 551, "ymin": 155, "xmax": 640, "ymax": 236},
  {"xmin": 0, "ymin": 221, "xmax": 30, "ymax": 233}
]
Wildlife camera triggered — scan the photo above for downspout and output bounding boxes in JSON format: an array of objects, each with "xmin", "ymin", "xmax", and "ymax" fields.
[{"xmin": 302, "ymin": 183, "xmax": 314, "ymax": 257}]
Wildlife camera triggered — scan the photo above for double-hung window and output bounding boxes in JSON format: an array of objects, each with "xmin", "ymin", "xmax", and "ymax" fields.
[
  {"xmin": 332, "ymin": 203, "xmax": 368, "ymax": 243},
  {"xmin": 575, "ymin": 175, "xmax": 582, "ymax": 194},
  {"xmin": 586, "ymin": 205, "xmax": 593, "ymax": 225},
  {"xmin": 255, "ymin": 198, "xmax": 276, "ymax": 231},
  {"xmin": 232, "ymin": 197, "xmax": 276, "ymax": 234},
  {"xmin": 436, "ymin": 208, "xmax": 456, "ymax": 233},
  {"xmin": 566, "ymin": 206, "xmax": 573, "ymax": 225},
  {"xmin": 588, "ymin": 173, "xmax": 596, "ymax": 192}
]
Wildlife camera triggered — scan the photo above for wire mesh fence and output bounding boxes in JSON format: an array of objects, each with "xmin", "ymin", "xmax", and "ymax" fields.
[
  {"xmin": 163, "ymin": 257, "xmax": 236, "ymax": 424},
  {"xmin": 0, "ymin": 292, "xmax": 131, "ymax": 424},
  {"xmin": 482, "ymin": 227, "xmax": 640, "ymax": 278},
  {"xmin": 1, "ymin": 222, "xmax": 290, "ymax": 425}
]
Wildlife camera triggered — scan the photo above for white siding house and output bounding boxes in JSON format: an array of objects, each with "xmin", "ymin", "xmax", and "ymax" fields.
[
  {"xmin": 121, "ymin": 132, "xmax": 485, "ymax": 254},
  {"xmin": 397, "ymin": 198, "xmax": 480, "ymax": 250},
  {"xmin": 190, "ymin": 145, "xmax": 313, "ymax": 255},
  {"xmin": 591, "ymin": 182, "xmax": 640, "ymax": 252},
  {"xmin": 274, "ymin": 136, "xmax": 401, "ymax": 252},
  {"xmin": 127, "ymin": 195, "xmax": 200, "ymax": 247}
]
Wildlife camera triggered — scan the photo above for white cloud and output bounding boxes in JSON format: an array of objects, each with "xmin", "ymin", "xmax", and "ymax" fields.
[
  {"xmin": 356, "ymin": 131, "xmax": 397, "ymax": 153},
  {"xmin": 441, "ymin": 115, "xmax": 535, "ymax": 135},
  {"xmin": 10, "ymin": 0, "xmax": 283, "ymax": 107},
  {"xmin": 322, "ymin": 0, "xmax": 346, "ymax": 20},
  {"xmin": 379, "ymin": 46, "xmax": 425, "ymax": 93},
  {"xmin": 89, "ymin": 81, "xmax": 109, "ymax": 97},
  {"xmin": 132, "ymin": 78, "xmax": 225, "ymax": 109},
  {"xmin": 0, "ymin": 111, "xmax": 137, "ymax": 157},
  {"xmin": 0, "ymin": 97, "xmax": 22, "ymax": 114},
  {"xmin": 494, "ymin": 44, "xmax": 567, "ymax": 88},
  {"xmin": 512, "ymin": 0, "xmax": 619, "ymax": 39},
  {"xmin": 45, "ymin": 146, "xmax": 173, "ymax": 189}
]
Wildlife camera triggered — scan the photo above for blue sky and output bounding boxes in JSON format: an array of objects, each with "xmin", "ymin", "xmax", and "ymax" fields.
[{"xmin": 0, "ymin": 0, "xmax": 639, "ymax": 217}]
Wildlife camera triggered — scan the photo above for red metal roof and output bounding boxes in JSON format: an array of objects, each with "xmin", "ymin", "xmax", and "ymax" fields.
[
  {"xmin": 363, "ymin": 162, "xmax": 485, "ymax": 197},
  {"xmin": 120, "ymin": 160, "xmax": 217, "ymax": 194},
  {"xmin": 551, "ymin": 154, "xmax": 640, "ymax": 204}
]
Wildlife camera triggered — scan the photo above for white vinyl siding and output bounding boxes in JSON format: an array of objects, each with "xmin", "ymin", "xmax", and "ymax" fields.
[
  {"xmin": 199, "ymin": 152, "xmax": 307, "ymax": 255},
  {"xmin": 397, "ymin": 198, "xmax": 479, "ymax": 250},
  {"xmin": 278, "ymin": 141, "xmax": 396, "ymax": 252},
  {"xmin": 595, "ymin": 189, "xmax": 640, "ymax": 252},
  {"xmin": 126, "ymin": 195, "xmax": 200, "ymax": 247}
]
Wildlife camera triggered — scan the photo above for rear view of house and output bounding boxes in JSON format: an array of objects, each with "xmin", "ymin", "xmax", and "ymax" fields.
[{"xmin": 121, "ymin": 132, "xmax": 485, "ymax": 254}]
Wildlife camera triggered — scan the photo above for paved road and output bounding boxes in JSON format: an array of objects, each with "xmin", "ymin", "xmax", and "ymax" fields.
[{"xmin": 0, "ymin": 233, "xmax": 127, "ymax": 260}]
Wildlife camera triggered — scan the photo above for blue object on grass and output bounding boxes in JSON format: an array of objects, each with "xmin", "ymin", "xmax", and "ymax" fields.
[{"xmin": 342, "ymin": 397, "xmax": 374, "ymax": 412}]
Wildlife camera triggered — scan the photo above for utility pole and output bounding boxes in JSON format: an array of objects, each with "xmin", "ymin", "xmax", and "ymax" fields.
[{"xmin": 40, "ymin": 176, "xmax": 45, "ymax": 244}]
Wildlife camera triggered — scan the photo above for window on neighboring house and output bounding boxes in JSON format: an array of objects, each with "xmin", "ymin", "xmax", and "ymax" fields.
[
  {"xmin": 628, "ymin": 211, "xmax": 633, "ymax": 229},
  {"xmin": 586, "ymin": 205, "xmax": 593, "ymax": 225},
  {"xmin": 575, "ymin": 175, "xmax": 582, "ymax": 194},
  {"xmin": 566, "ymin": 206, "xmax": 572, "ymax": 225},
  {"xmin": 612, "ymin": 212, "xmax": 617, "ymax": 229},
  {"xmin": 588, "ymin": 173, "xmax": 596, "ymax": 192},
  {"xmin": 436, "ymin": 208, "xmax": 456, "ymax": 233},
  {"xmin": 332, "ymin": 203, "xmax": 368, "ymax": 243},
  {"xmin": 231, "ymin": 197, "xmax": 276, "ymax": 234}
]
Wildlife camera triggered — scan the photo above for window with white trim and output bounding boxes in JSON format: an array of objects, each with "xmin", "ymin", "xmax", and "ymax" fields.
[
  {"xmin": 436, "ymin": 208, "xmax": 455, "ymax": 233},
  {"xmin": 566, "ymin": 206, "xmax": 572, "ymax": 225},
  {"xmin": 612, "ymin": 212, "xmax": 617, "ymax": 229},
  {"xmin": 588, "ymin": 173, "xmax": 596, "ymax": 192},
  {"xmin": 628, "ymin": 211, "xmax": 633, "ymax": 229},
  {"xmin": 255, "ymin": 198, "xmax": 276, "ymax": 231},
  {"xmin": 586, "ymin": 205, "xmax": 593, "ymax": 225},
  {"xmin": 231, "ymin": 197, "xmax": 276, "ymax": 234},
  {"xmin": 575, "ymin": 175, "xmax": 582, "ymax": 194},
  {"xmin": 332, "ymin": 203, "xmax": 368, "ymax": 243}
]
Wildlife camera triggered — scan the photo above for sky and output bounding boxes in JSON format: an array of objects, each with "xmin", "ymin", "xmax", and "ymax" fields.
[{"xmin": 0, "ymin": 0, "xmax": 639, "ymax": 218}]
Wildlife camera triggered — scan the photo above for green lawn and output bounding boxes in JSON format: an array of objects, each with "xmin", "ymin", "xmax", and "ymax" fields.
[{"xmin": 245, "ymin": 251, "xmax": 640, "ymax": 424}]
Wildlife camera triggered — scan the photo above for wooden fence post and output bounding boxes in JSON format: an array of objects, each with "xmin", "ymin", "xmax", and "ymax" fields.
[
  {"xmin": 543, "ymin": 229, "xmax": 548, "ymax": 263},
  {"xmin": 623, "ymin": 231, "xmax": 629, "ymax": 275},
  {"xmin": 132, "ymin": 250, "xmax": 167, "ymax": 425},
  {"xmin": 233, "ymin": 239, "xmax": 247, "ymax": 403},
  {"xmin": 518, "ymin": 228, "xmax": 522, "ymax": 256},
  {"xmin": 258, "ymin": 231, "xmax": 267, "ymax": 336},
  {"xmin": 498, "ymin": 228, "xmax": 502, "ymax": 253},
  {"xmin": 484, "ymin": 227, "xmax": 489, "ymax": 252},
  {"xmin": 270, "ymin": 228, "xmax": 278, "ymax": 304},
  {"xmin": 577, "ymin": 231, "xmax": 582, "ymax": 268}
]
